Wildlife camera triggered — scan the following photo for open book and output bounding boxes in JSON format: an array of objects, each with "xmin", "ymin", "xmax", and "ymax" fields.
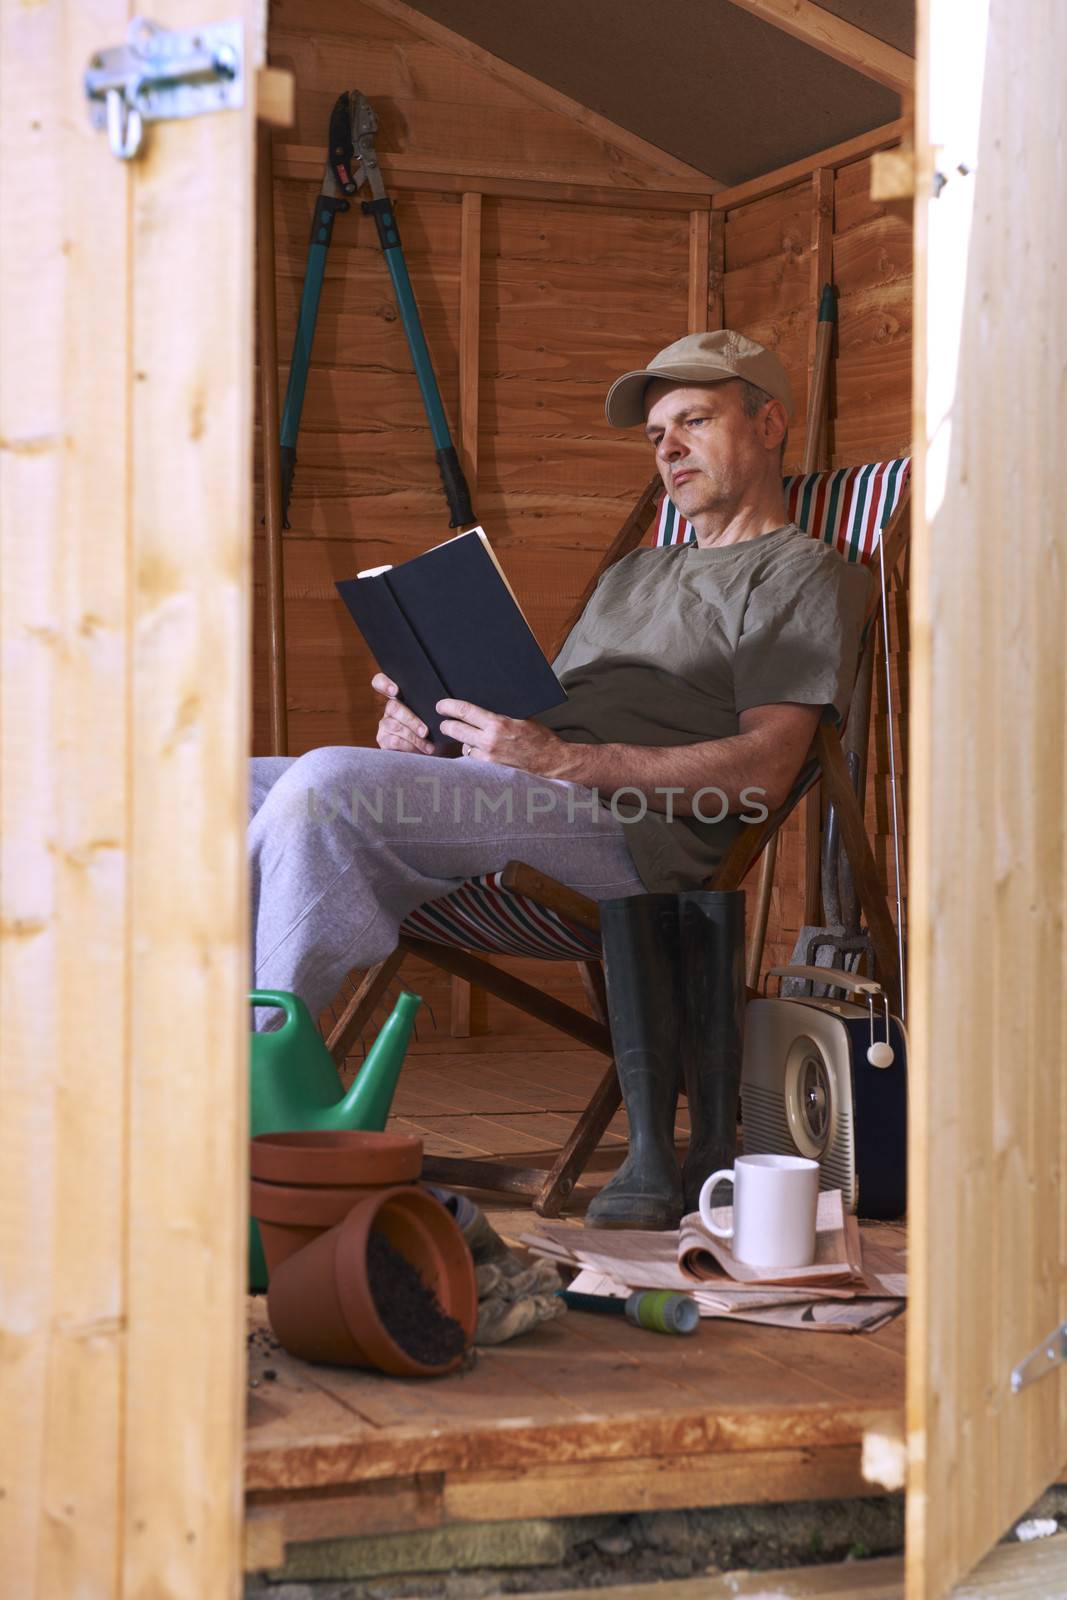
[{"xmin": 336, "ymin": 527, "xmax": 566, "ymax": 751}]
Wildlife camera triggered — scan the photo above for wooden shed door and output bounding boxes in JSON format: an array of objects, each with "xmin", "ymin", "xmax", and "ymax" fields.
[
  {"xmin": 907, "ymin": 1, "xmax": 1067, "ymax": 1595},
  {"xmin": 1, "ymin": 3, "xmax": 259, "ymax": 1594}
]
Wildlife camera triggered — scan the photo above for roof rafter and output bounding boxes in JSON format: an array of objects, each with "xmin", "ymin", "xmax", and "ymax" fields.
[{"xmin": 722, "ymin": 0, "xmax": 913, "ymax": 94}]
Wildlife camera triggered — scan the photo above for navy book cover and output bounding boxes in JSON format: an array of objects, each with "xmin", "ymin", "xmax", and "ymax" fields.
[{"xmin": 336, "ymin": 528, "xmax": 567, "ymax": 750}]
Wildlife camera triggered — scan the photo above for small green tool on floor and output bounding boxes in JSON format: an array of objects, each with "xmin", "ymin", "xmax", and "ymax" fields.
[
  {"xmin": 560, "ymin": 1288, "xmax": 700, "ymax": 1335},
  {"xmin": 248, "ymin": 988, "xmax": 421, "ymax": 1290}
]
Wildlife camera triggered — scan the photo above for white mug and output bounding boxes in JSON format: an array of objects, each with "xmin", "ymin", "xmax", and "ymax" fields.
[{"xmin": 698, "ymin": 1153, "xmax": 820, "ymax": 1269}]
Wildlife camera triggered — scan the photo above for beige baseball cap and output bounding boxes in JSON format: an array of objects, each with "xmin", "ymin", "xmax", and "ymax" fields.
[{"xmin": 604, "ymin": 329, "xmax": 794, "ymax": 427}]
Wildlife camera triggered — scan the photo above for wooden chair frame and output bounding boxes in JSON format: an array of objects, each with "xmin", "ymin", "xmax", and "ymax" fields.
[{"xmin": 327, "ymin": 481, "xmax": 911, "ymax": 1217}]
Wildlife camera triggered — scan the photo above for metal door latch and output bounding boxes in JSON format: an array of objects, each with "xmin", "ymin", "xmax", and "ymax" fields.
[
  {"xmin": 85, "ymin": 16, "xmax": 243, "ymax": 162},
  {"xmin": 1011, "ymin": 1321, "xmax": 1067, "ymax": 1394}
]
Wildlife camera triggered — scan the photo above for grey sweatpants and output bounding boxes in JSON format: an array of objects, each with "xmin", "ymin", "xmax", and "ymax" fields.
[{"xmin": 249, "ymin": 747, "xmax": 646, "ymax": 1020}]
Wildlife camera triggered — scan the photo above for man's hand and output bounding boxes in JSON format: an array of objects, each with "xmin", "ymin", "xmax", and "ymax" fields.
[
  {"xmin": 439, "ymin": 697, "xmax": 821, "ymax": 815},
  {"xmin": 372, "ymin": 673, "xmax": 436, "ymax": 756},
  {"xmin": 436, "ymin": 698, "xmax": 565, "ymax": 774}
]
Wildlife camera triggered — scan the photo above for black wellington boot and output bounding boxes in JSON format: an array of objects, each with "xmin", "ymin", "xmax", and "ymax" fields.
[
  {"xmin": 678, "ymin": 889, "xmax": 747, "ymax": 1216},
  {"xmin": 584, "ymin": 894, "xmax": 684, "ymax": 1231}
]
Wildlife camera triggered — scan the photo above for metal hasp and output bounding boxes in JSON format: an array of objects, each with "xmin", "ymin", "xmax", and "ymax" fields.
[
  {"xmin": 85, "ymin": 16, "xmax": 244, "ymax": 162},
  {"xmin": 1010, "ymin": 1321, "xmax": 1067, "ymax": 1394}
]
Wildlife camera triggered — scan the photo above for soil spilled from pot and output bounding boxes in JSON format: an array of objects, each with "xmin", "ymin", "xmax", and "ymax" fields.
[{"xmin": 367, "ymin": 1232, "xmax": 467, "ymax": 1368}]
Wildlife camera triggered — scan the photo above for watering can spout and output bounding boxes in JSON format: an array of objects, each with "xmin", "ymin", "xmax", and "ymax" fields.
[{"xmin": 333, "ymin": 989, "xmax": 422, "ymax": 1133}]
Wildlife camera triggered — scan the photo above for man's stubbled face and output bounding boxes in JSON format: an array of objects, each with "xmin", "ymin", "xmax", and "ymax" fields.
[{"xmin": 644, "ymin": 379, "xmax": 772, "ymax": 523}]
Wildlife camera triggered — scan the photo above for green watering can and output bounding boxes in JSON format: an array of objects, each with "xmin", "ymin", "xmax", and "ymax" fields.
[{"xmin": 248, "ymin": 987, "xmax": 421, "ymax": 1290}]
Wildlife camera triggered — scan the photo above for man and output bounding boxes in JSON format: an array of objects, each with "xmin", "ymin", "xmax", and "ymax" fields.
[{"xmin": 249, "ymin": 330, "xmax": 869, "ymax": 1225}]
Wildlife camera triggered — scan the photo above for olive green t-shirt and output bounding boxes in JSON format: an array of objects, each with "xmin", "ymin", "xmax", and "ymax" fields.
[{"xmin": 536, "ymin": 524, "xmax": 871, "ymax": 892}]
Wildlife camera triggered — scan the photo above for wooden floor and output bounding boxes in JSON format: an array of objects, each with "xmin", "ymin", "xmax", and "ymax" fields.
[{"xmin": 246, "ymin": 961, "xmax": 906, "ymax": 1557}]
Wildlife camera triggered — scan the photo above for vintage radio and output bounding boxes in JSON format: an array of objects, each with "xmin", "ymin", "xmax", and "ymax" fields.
[{"xmin": 740, "ymin": 966, "xmax": 907, "ymax": 1219}]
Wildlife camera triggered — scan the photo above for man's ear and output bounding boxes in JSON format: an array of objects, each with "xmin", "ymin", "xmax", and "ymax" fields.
[{"xmin": 761, "ymin": 398, "xmax": 789, "ymax": 454}]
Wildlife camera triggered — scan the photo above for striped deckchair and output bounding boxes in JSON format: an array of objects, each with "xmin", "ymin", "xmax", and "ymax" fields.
[
  {"xmin": 656, "ymin": 458, "xmax": 911, "ymax": 563},
  {"xmin": 329, "ymin": 459, "xmax": 912, "ymax": 1216}
]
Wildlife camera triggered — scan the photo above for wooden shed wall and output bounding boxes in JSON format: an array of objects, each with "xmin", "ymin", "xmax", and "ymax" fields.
[
  {"xmin": 256, "ymin": 0, "xmax": 911, "ymax": 974},
  {"xmin": 257, "ymin": 0, "xmax": 706, "ymax": 748}
]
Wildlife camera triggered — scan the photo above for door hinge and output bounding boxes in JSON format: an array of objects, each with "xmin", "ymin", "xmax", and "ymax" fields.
[
  {"xmin": 1011, "ymin": 1322, "xmax": 1067, "ymax": 1394},
  {"xmin": 85, "ymin": 16, "xmax": 244, "ymax": 162}
]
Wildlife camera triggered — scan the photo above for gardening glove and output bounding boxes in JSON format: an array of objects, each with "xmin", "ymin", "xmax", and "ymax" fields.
[
  {"xmin": 473, "ymin": 1255, "xmax": 567, "ymax": 1346},
  {"xmin": 424, "ymin": 1186, "xmax": 567, "ymax": 1345}
]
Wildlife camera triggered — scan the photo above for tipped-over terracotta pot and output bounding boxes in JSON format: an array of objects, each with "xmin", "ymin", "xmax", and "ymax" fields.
[
  {"xmin": 250, "ymin": 1130, "xmax": 422, "ymax": 1277},
  {"xmin": 267, "ymin": 1186, "xmax": 477, "ymax": 1377}
]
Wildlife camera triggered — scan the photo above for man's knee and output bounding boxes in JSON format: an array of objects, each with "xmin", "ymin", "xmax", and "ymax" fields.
[
  {"xmin": 248, "ymin": 754, "xmax": 297, "ymax": 821},
  {"xmin": 249, "ymin": 746, "xmax": 354, "ymax": 833},
  {"xmin": 258, "ymin": 746, "xmax": 438, "ymax": 833}
]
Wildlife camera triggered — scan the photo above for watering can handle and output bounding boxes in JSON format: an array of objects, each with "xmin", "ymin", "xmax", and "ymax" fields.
[{"xmin": 249, "ymin": 989, "xmax": 301, "ymax": 1034}]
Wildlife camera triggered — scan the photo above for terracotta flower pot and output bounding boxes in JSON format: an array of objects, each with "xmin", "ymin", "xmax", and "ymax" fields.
[
  {"xmin": 249, "ymin": 1130, "xmax": 423, "ymax": 1277},
  {"xmin": 267, "ymin": 1186, "xmax": 477, "ymax": 1377},
  {"xmin": 251, "ymin": 1128, "xmax": 423, "ymax": 1186},
  {"xmin": 249, "ymin": 1177, "xmax": 364, "ymax": 1274}
]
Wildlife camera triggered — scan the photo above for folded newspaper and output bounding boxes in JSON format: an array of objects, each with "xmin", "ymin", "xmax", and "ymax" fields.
[{"xmin": 521, "ymin": 1190, "xmax": 906, "ymax": 1334}]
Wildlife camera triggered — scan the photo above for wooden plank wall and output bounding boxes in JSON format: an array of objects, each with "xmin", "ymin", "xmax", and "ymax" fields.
[{"xmin": 257, "ymin": 0, "xmax": 912, "ymax": 978}]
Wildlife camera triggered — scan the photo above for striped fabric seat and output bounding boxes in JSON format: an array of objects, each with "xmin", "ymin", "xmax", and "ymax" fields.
[
  {"xmin": 401, "ymin": 869, "xmax": 601, "ymax": 959},
  {"xmin": 400, "ymin": 457, "xmax": 911, "ymax": 962},
  {"xmin": 655, "ymin": 457, "xmax": 911, "ymax": 559}
]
